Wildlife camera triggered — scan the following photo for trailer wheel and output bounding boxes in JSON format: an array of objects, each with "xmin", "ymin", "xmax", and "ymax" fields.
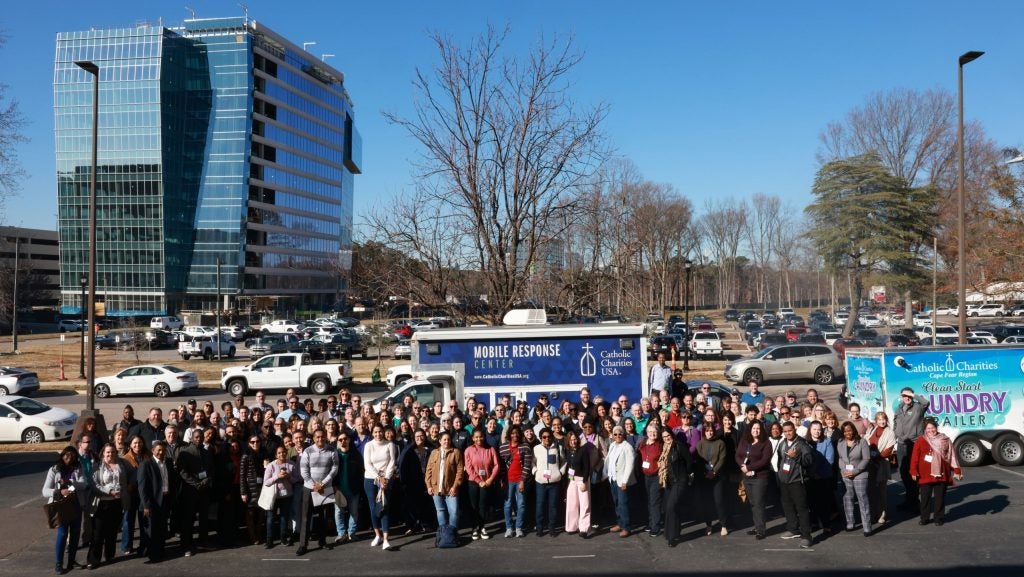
[
  {"xmin": 993, "ymin": 434, "xmax": 1024, "ymax": 467},
  {"xmin": 955, "ymin": 435, "xmax": 987, "ymax": 467}
]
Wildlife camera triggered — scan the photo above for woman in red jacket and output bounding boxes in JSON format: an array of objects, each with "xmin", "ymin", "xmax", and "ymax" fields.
[{"xmin": 910, "ymin": 417, "xmax": 962, "ymax": 526}]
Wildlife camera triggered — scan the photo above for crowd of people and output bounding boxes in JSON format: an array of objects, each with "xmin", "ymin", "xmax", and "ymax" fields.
[{"xmin": 41, "ymin": 379, "xmax": 961, "ymax": 573}]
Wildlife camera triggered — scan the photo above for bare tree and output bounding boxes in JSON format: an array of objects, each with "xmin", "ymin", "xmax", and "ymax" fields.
[
  {"xmin": 698, "ymin": 199, "xmax": 746, "ymax": 308},
  {"xmin": 383, "ymin": 26, "xmax": 607, "ymax": 322},
  {"xmin": 0, "ymin": 33, "xmax": 27, "ymax": 217},
  {"xmin": 745, "ymin": 193, "xmax": 781, "ymax": 305}
]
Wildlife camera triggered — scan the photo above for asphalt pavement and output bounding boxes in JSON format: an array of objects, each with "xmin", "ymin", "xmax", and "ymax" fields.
[{"xmin": 0, "ymin": 457, "xmax": 1021, "ymax": 576}]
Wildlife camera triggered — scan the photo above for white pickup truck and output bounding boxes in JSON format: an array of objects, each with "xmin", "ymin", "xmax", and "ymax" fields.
[
  {"xmin": 220, "ymin": 353, "xmax": 352, "ymax": 396},
  {"xmin": 689, "ymin": 331, "xmax": 724, "ymax": 359},
  {"xmin": 177, "ymin": 334, "xmax": 236, "ymax": 360}
]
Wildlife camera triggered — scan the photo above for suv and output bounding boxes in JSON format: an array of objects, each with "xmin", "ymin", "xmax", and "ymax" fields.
[
  {"xmin": 972, "ymin": 304, "xmax": 1006, "ymax": 317},
  {"xmin": 723, "ymin": 343, "xmax": 844, "ymax": 385},
  {"xmin": 57, "ymin": 319, "xmax": 83, "ymax": 333},
  {"xmin": 724, "ymin": 309, "xmax": 739, "ymax": 322},
  {"xmin": 648, "ymin": 336, "xmax": 679, "ymax": 360},
  {"xmin": 248, "ymin": 334, "xmax": 302, "ymax": 359}
]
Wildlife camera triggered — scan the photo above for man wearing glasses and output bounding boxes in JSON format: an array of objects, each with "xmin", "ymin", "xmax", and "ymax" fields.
[
  {"xmin": 249, "ymin": 392, "xmax": 272, "ymax": 413},
  {"xmin": 893, "ymin": 387, "xmax": 930, "ymax": 511}
]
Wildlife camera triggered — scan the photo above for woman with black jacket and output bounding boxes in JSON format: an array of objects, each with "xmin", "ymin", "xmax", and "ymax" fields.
[
  {"xmin": 736, "ymin": 421, "xmax": 773, "ymax": 539},
  {"xmin": 564, "ymin": 430, "xmax": 596, "ymax": 538},
  {"xmin": 659, "ymin": 428, "xmax": 693, "ymax": 547},
  {"xmin": 398, "ymin": 429, "xmax": 434, "ymax": 535},
  {"xmin": 240, "ymin": 435, "xmax": 267, "ymax": 545}
]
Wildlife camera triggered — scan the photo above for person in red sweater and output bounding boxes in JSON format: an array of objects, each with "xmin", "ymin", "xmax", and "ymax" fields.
[{"xmin": 909, "ymin": 417, "xmax": 962, "ymax": 526}]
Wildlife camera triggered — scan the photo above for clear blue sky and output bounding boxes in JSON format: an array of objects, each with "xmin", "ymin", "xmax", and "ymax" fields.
[{"xmin": 1, "ymin": 1, "xmax": 1020, "ymax": 232}]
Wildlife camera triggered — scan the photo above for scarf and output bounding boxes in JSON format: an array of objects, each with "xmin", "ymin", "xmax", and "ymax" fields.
[
  {"xmin": 924, "ymin": 432, "xmax": 958, "ymax": 477},
  {"xmin": 657, "ymin": 441, "xmax": 671, "ymax": 488}
]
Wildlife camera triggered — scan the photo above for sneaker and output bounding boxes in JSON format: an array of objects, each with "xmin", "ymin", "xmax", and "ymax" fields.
[
  {"xmin": 516, "ymin": 528, "xmax": 525, "ymax": 538},
  {"xmin": 381, "ymin": 540, "xmax": 391, "ymax": 550},
  {"xmin": 799, "ymin": 538, "xmax": 812, "ymax": 549},
  {"xmin": 504, "ymin": 529, "xmax": 514, "ymax": 538},
  {"xmin": 721, "ymin": 527, "xmax": 728, "ymax": 537},
  {"xmin": 471, "ymin": 530, "xmax": 480, "ymax": 540},
  {"xmin": 334, "ymin": 536, "xmax": 345, "ymax": 545},
  {"xmin": 780, "ymin": 531, "xmax": 799, "ymax": 539},
  {"xmin": 480, "ymin": 530, "xmax": 490, "ymax": 540},
  {"xmin": 370, "ymin": 536, "xmax": 381, "ymax": 547},
  {"xmin": 184, "ymin": 551, "xmax": 193, "ymax": 558}
]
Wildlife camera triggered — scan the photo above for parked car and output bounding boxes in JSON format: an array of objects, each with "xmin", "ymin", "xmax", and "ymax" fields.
[
  {"xmin": 1007, "ymin": 304, "xmax": 1024, "ymax": 317},
  {"xmin": 873, "ymin": 334, "xmax": 916, "ymax": 347},
  {"xmin": 219, "ymin": 326, "xmax": 247, "ymax": 341},
  {"xmin": 797, "ymin": 332, "xmax": 826, "ymax": 344},
  {"xmin": 314, "ymin": 330, "xmax": 368, "ymax": 359},
  {"xmin": 150, "ymin": 316, "xmax": 184, "ymax": 331},
  {"xmin": 821, "ymin": 330, "xmax": 842, "ymax": 345},
  {"xmin": 0, "ymin": 396, "xmax": 77, "ymax": 443},
  {"xmin": 248, "ymin": 334, "xmax": 302, "ymax": 359},
  {"xmin": 220, "ymin": 353, "xmax": 353, "ymax": 396},
  {"xmin": 690, "ymin": 331, "xmax": 724, "ymax": 359},
  {"xmin": 648, "ymin": 335, "xmax": 680, "ymax": 360},
  {"xmin": 262, "ymin": 319, "xmax": 303, "ymax": 334},
  {"xmin": 177, "ymin": 334, "xmax": 236, "ymax": 360},
  {"xmin": 785, "ymin": 326, "xmax": 808, "ymax": 342},
  {"xmin": 182, "ymin": 326, "xmax": 218, "ymax": 338},
  {"xmin": 914, "ymin": 324, "xmax": 959, "ymax": 342},
  {"xmin": 57, "ymin": 319, "xmax": 84, "ymax": 333},
  {"xmin": 723, "ymin": 344, "xmax": 844, "ymax": 385},
  {"xmin": 93, "ymin": 365, "xmax": 199, "ymax": 398},
  {"xmin": 393, "ymin": 339, "xmax": 412, "ymax": 360},
  {"xmin": 972, "ymin": 303, "xmax": 1006, "ymax": 317},
  {"xmin": 831, "ymin": 337, "xmax": 872, "ymax": 360},
  {"xmin": 934, "ymin": 306, "xmax": 955, "ymax": 316},
  {"xmin": 758, "ymin": 332, "xmax": 789, "ymax": 350},
  {"xmin": 743, "ymin": 321, "xmax": 764, "ymax": 342},
  {"xmin": 724, "ymin": 309, "xmax": 739, "ymax": 322},
  {"xmin": 0, "ymin": 367, "xmax": 41, "ymax": 396},
  {"xmin": 966, "ymin": 331, "xmax": 998, "ymax": 345},
  {"xmin": 859, "ymin": 315, "xmax": 884, "ymax": 328}
]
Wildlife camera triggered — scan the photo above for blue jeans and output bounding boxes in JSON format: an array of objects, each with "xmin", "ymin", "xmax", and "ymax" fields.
[
  {"xmin": 334, "ymin": 489, "xmax": 359, "ymax": 536},
  {"xmin": 535, "ymin": 482, "xmax": 558, "ymax": 531},
  {"xmin": 266, "ymin": 494, "xmax": 294, "ymax": 544},
  {"xmin": 120, "ymin": 505, "xmax": 140, "ymax": 553},
  {"xmin": 504, "ymin": 481, "xmax": 526, "ymax": 530},
  {"xmin": 364, "ymin": 478, "xmax": 390, "ymax": 533},
  {"xmin": 610, "ymin": 482, "xmax": 630, "ymax": 530},
  {"xmin": 432, "ymin": 494, "xmax": 459, "ymax": 527},
  {"xmin": 56, "ymin": 513, "xmax": 81, "ymax": 566}
]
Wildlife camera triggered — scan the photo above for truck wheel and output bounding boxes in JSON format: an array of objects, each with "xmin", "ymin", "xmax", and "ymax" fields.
[
  {"xmin": 203, "ymin": 349, "xmax": 213, "ymax": 361},
  {"xmin": 813, "ymin": 365, "xmax": 836, "ymax": 385},
  {"xmin": 228, "ymin": 347, "xmax": 236, "ymax": 358},
  {"xmin": 95, "ymin": 384, "xmax": 110, "ymax": 398},
  {"xmin": 182, "ymin": 354, "xmax": 190, "ymax": 361},
  {"xmin": 310, "ymin": 376, "xmax": 330, "ymax": 395},
  {"xmin": 154, "ymin": 383, "xmax": 171, "ymax": 398},
  {"xmin": 993, "ymin": 434, "xmax": 1024, "ymax": 467},
  {"xmin": 741, "ymin": 368, "xmax": 762, "ymax": 385},
  {"xmin": 227, "ymin": 379, "xmax": 247, "ymax": 397},
  {"xmin": 955, "ymin": 435, "xmax": 987, "ymax": 467}
]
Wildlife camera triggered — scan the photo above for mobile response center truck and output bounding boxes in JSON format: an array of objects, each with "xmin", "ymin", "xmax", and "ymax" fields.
[
  {"xmin": 844, "ymin": 345, "xmax": 1024, "ymax": 467},
  {"xmin": 381, "ymin": 323, "xmax": 649, "ymax": 410}
]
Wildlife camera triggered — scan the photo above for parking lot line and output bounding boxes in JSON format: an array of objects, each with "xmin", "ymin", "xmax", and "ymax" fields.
[{"xmin": 991, "ymin": 466, "xmax": 1024, "ymax": 479}]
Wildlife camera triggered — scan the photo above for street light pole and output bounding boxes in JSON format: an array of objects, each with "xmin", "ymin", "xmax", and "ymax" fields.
[
  {"xmin": 11, "ymin": 237, "xmax": 18, "ymax": 354},
  {"xmin": 76, "ymin": 60, "xmax": 99, "ymax": 413},
  {"xmin": 683, "ymin": 259, "xmax": 692, "ymax": 371},
  {"xmin": 957, "ymin": 50, "xmax": 983, "ymax": 345},
  {"xmin": 79, "ymin": 276, "xmax": 86, "ymax": 378}
]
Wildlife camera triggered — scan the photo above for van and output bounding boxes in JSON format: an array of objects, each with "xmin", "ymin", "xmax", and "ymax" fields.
[{"xmin": 150, "ymin": 316, "xmax": 183, "ymax": 331}]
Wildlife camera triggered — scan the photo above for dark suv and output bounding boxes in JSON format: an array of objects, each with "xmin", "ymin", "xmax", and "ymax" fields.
[
  {"xmin": 247, "ymin": 334, "xmax": 301, "ymax": 359},
  {"xmin": 647, "ymin": 336, "xmax": 679, "ymax": 360}
]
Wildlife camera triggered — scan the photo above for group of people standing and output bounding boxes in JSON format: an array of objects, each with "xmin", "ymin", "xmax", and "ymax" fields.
[{"xmin": 42, "ymin": 380, "xmax": 961, "ymax": 572}]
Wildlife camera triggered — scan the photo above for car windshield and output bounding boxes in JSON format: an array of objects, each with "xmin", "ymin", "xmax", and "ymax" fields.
[{"xmin": 7, "ymin": 397, "xmax": 51, "ymax": 415}]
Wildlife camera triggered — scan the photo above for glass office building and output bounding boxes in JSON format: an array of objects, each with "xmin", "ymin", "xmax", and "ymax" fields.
[{"xmin": 55, "ymin": 16, "xmax": 360, "ymax": 317}]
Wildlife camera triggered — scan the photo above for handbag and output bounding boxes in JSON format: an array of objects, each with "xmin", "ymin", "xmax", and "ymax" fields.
[
  {"xmin": 44, "ymin": 497, "xmax": 79, "ymax": 529},
  {"xmin": 257, "ymin": 484, "xmax": 277, "ymax": 511}
]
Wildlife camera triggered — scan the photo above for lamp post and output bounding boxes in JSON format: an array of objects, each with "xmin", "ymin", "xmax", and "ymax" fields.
[
  {"xmin": 76, "ymin": 60, "xmax": 99, "ymax": 414},
  {"xmin": 957, "ymin": 50, "xmax": 983, "ymax": 345},
  {"xmin": 79, "ymin": 275, "xmax": 86, "ymax": 378},
  {"xmin": 683, "ymin": 259, "xmax": 692, "ymax": 371}
]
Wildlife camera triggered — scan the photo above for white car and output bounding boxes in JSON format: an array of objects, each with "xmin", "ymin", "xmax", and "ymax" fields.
[
  {"xmin": 915, "ymin": 324, "xmax": 959, "ymax": 341},
  {"xmin": 690, "ymin": 331, "xmax": 724, "ymax": 359},
  {"xmin": 0, "ymin": 396, "xmax": 77, "ymax": 443},
  {"xmin": 182, "ymin": 326, "xmax": 217, "ymax": 337},
  {"xmin": 822, "ymin": 330, "xmax": 842, "ymax": 346},
  {"xmin": 94, "ymin": 365, "xmax": 199, "ymax": 398},
  {"xmin": 263, "ymin": 319, "xmax": 303, "ymax": 334},
  {"xmin": 0, "ymin": 367, "xmax": 41, "ymax": 396},
  {"xmin": 1002, "ymin": 335, "xmax": 1024, "ymax": 344},
  {"xmin": 860, "ymin": 315, "xmax": 884, "ymax": 328},
  {"xmin": 393, "ymin": 339, "xmax": 412, "ymax": 360},
  {"xmin": 57, "ymin": 319, "xmax": 84, "ymax": 333},
  {"xmin": 966, "ymin": 331, "xmax": 998, "ymax": 344},
  {"xmin": 972, "ymin": 304, "xmax": 1006, "ymax": 317},
  {"xmin": 912, "ymin": 314, "xmax": 933, "ymax": 327},
  {"xmin": 219, "ymin": 326, "xmax": 246, "ymax": 341},
  {"xmin": 887, "ymin": 314, "xmax": 905, "ymax": 326},
  {"xmin": 934, "ymin": 306, "xmax": 955, "ymax": 316}
]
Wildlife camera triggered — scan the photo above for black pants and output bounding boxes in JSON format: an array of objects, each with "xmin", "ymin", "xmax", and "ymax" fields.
[
  {"xmin": 179, "ymin": 487, "xmax": 210, "ymax": 552},
  {"xmin": 298, "ymin": 488, "xmax": 330, "ymax": 547},
  {"xmin": 87, "ymin": 499, "xmax": 122, "ymax": 566},
  {"xmin": 898, "ymin": 440, "xmax": 919, "ymax": 506},
  {"xmin": 466, "ymin": 483, "xmax": 490, "ymax": 531},
  {"xmin": 643, "ymin": 475, "xmax": 663, "ymax": 533},
  {"xmin": 807, "ymin": 477, "xmax": 834, "ymax": 530},
  {"xmin": 144, "ymin": 501, "xmax": 168, "ymax": 561},
  {"xmin": 919, "ymin": 483, "xmax": 947, "ymax": 522},
  {"xmin": 779, "ymin": 482, "xmax": 812, "ymax": 540},
  {"xmin": 699, "ymin": 476, "xmax": 728, "ymax": 529},
  {"xmin": 744, "ymin": 477, "xmax": 769, "ymax": 535},
  {"xmin": 663, "ymin": 480, "xmax": 687, "ymax": 542}
]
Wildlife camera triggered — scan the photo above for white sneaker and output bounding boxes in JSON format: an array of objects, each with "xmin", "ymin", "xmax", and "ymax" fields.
[
  {"xmin": 516, "ymin": 528, "xmax": 525, "ymax": 538},
  {"xmin": 471, "ymin": 530, "xmax": 480, "ymax": 540},
  {"xmin": 480, "ymin": 529, "xmax": 490, "ymax": 539},
  {"xmin": 381, "ymin": 540, "xmax": 391, "ymax": 550},
  {"xmin": 504, "ymin": 529, "xmax": 514, "ymax": 538},
  {"xmin": 370, "ymin": 536, "xmax": 381, "ymax": 547}
]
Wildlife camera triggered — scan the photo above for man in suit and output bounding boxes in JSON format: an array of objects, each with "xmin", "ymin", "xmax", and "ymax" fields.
[{"xmin": 138, "ymin": 441, "xmax": 177, "ymax": 562}]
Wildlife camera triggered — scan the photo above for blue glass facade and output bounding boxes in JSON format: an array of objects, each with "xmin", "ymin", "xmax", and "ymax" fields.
[{"xmin": 56, "ymin": 16, "xmax": 359, "ymax": 316}]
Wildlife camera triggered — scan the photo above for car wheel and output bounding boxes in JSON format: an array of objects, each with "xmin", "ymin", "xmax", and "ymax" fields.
[
  {"xmin": 955, "ymin": 435, "xmax": 987, "ymax": 467},
  {"xmin": 0, "ymin": 386, "xmax": 7, "ymax": 396},
  {"xmin": 95, "ymin": 384, "xmax": 110, "ymax": 398},
  {"xmin": 993, "ymin": 434, "xmax": 1024, "ymax": 467},
  {"xmin": 813, "ymin": 366, "xmax": 835, "ymax": 385},
  {"xmin": 203, "ymin": 349, "xmax": 213, "ymax": 361},
  {"xmin": 227, "ymin": 379, "xmax": 247, "ymax": 397},
  {"xmin": 154, "ymin": 383, "xmax": 171, "ymax": 398},
  {"xmin": 741, "ymin": 368, "xmax": 762, "ymax": 384},
  {"xmin": 228, "ymin": 347, "xmax": 236, "ymax": 358},
  {"xmin": 310, "ymin": 377, "xmax": 330, "ymax": 395},
  {"xmin": 22, "ymin": 427, "xmax": 44, "ymax": 444}
]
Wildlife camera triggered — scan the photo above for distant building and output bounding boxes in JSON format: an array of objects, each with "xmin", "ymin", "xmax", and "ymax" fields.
[
  {"xmin": 55, "ymin": 15, "xmax": 360, "ymax": 317},
  {"xmin": 0, "ymin": 226, "xmax": 61, "ymax": 308}
]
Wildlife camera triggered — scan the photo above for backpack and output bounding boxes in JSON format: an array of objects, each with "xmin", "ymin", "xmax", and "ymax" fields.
[{"xmin": 435, "ymin": 523, "xmax": 459, "ymax": 548}]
